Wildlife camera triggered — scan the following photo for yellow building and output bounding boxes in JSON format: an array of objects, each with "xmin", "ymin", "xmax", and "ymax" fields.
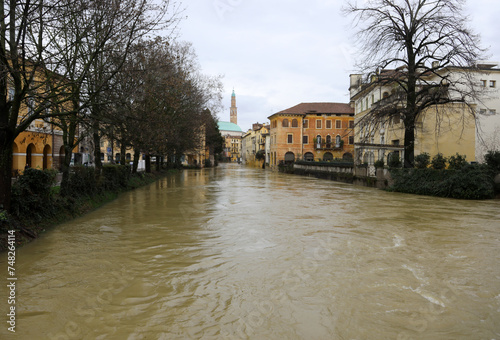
[
  {"xmin": 242, "ymin": 123, "xmax": 270, "ymax": 166},
  {"xmin": 349, "ymin": 63, "xmax": 500, "ymax": 167},
  {"xmin": 268, "ymin": 103, "xmax": 355, "ymax": 167}
]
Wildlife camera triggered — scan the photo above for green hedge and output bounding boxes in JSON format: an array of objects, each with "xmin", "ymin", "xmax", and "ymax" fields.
[
  {"xmin": 65, "ymin": 166, "xmax": 100, "ymax": 198},
  {"xmin": 389, "ymin": 165, "xmax": 495, "ymax": 199},
  {"xmin": 102, "ymin": 164, "xmax": 131, "ymax": 190},
  {"xmin": 10, "ymin": 168, "xmax": 58, "ymax": 222}
]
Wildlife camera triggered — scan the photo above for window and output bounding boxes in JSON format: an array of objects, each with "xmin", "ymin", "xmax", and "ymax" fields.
[
  {"xmin": 27, "ymin": 97, "xmax": 35, "ymax": 116},
  {"xmin": 326, "ymin": 120, "xmax": 332, "ymax": 129},
  {"xmin": 291, "ymin": 118, "xmax": 298, "ymax": 127},
  {"xmin": 336, "ymin": 135, "xmax": 342, "ymax": 145},
  {"xmin": 393, "ymin": 115, "xmax": 400, "ymax": 125},
  {"xmin": 303, "ymin": 119, "xmax": 308, "ymax": 128},
  {"xmin": 365, "ymin": 98, "xmax": 369, "ymax": 109},
  {"xmin": 282, "ymin": 119, "xmax": 289, "ymax": 127},
  {"xmin": 349, "ymin": 136, "xmax": 354, "ymax": 145},
  {"xmin": 380, "ymin": 136, "xmax": 385, "ymax": 145},
  {"xmin": 490, "ymin": 80, "xmax": 496, "ymax": 88},
  {"xmin": 287, "ymin": 134, "xmax": 293, "ymax": 144},
  {"xmin": 349, "ymin": 120, "xmax": 354, "ymax": 129},
  {"xmin": 480, "ymin": 80, "xmax": 487, "ymax": 87},
  {"xmin": 316, "ymin": 119, "xmax": 322, "ymax": 129},
  {"xmin": 371, "ymin": 94, "xmax": 375, "ymax": 104},
  {"xmin": 326, "ymin": 135, "xmax": 332, "ymax": 146},
  {"xmin": 490, "ymin": 109, "xmax": 497, "ymax": 115},
  {"xmin": 336, "ymin": 120, "xmax": 342, "ymax": 129},
  {"xmin": 303, "ymin": 135, "xmax": 309, "ymax": 144}
]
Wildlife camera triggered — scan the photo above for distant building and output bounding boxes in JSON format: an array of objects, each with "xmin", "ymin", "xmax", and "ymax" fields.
[
  {"xmin": 241, "ymin": 123, "xmax": 270, "ymax": 166},
  {"xmin": 268, "ymin": 103, "xmax": 355, "ymax": 167},
  {"xmin": 218, "ymin": 90, "xmax": 243, "ymax": 162}
]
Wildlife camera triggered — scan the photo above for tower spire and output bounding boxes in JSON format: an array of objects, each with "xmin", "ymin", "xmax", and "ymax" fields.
[{"xmin": 230, "ymin": 89, "xmax": 237, "ymax": 125}]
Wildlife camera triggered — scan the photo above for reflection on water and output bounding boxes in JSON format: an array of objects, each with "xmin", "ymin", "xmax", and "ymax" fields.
[{"xmin": 1, "ymin": 164, "xmax": 499, "ymax": 339}]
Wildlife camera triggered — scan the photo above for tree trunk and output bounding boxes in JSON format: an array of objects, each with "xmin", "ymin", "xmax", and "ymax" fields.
[
  {"xmin": 92, "ymin": 121, "xmax": 102, "ymax": 172},
  {"xmin": 155, "ymin": 155, "xmax": 161, "ymax": 172},
  {"xmin": 403, "ymin": 119, "xmax": 415, "ymax": 168},
  {"xmin": 120, "ymin": 142, "xmax": 126, "ymax": 165},
  {"xmin": 60, "ymin": 146, "xmax": 73, "ymax": 196},
  {"xmin": 132, "ymin": 148, "xmax": 140, "ymax": 173},
  {"xmin": 145, "ymin": 154, "xmax": 151, "ymax": 173},
  {"xmin": 0, "ymin": 136, "xmax": 14, "ymax": 211}
]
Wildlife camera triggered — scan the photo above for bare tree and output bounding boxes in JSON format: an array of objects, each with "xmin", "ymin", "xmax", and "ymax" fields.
[{"xmin": 344, "ymin": 0, "xmax": 485, "ymax": 167}]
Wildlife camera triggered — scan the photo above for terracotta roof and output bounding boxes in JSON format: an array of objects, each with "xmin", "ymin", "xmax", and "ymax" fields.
[{"xmin": 274, "ymin": 102, "xmax": 354, "ymax": 116}]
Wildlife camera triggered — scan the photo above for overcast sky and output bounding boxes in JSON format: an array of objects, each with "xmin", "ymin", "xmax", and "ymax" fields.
[{"xmin": 176, "ymin": 0, "xmax": 500, "ymax": 132}]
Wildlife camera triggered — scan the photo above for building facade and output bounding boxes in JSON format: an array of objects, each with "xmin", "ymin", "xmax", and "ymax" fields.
[
  {"xmin": 350, "ymin": 62, "xmax": 500, "ymax": 167},
  {"xmin": 268, "ymin": 103, "xmax": 355, "ymax": 167},
  {"xmin": 241, "ymin": 123, "xmax": 270, "ymax": 166}
]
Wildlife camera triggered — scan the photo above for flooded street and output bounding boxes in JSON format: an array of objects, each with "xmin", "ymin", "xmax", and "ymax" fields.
[{"xmin": 2, "ymin": 164, "xmax": 500, "ymax": 339}]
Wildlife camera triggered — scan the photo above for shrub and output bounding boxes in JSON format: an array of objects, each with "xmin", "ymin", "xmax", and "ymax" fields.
[
  {"xmin": 485, "ymin": 150, "xmax": 500, "ymax": 172},
  {"xmin": 388, "ymin": 153, "xmax": 401, "ymax": 168},
  {"xmin": 431, "ymin": 153, "xmax": 447, "ymax": 170},
  {"xmin": 448, "ymin": 153, "xmax": 468, "ymax": 170},
  {"xmin": 374, "ymin": 159, "xmax": 385, "ymax": 168},
  {"xmin": 255, "ymin": 150, "xmax": 265, "ymax": 161},
  {"xmin": 102, "ymin": 165, "xmax": 130, "ymax": 190},
  {"xmin": 10, "ymin": 168, "xmax": 58, "ymax": 220},
  {"xmin": 414, "ymin": 152, "xmax": 430, "ymax": 169},
  {"xmin": 63, "ymin": 166, "xmax": 99, "ymax": 197},
  {"xmin": 389, "ymin": 164, "xmax": 495, "ymax": 199}
]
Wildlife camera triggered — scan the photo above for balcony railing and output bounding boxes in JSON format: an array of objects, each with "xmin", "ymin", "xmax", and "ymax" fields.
[{"xmin": 314, "ymin": 142, "xmax": 343, "ymax": 150}]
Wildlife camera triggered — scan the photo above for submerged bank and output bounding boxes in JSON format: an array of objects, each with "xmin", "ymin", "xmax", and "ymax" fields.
[{"xmin": 0, "ymin": 168, "xmax": 180, "ymax": 251}]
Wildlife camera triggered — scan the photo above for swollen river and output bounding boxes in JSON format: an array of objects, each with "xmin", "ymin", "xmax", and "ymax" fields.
[{"xmin": 2, "ymin": 164, "xmax": 500, "ymax": 339}]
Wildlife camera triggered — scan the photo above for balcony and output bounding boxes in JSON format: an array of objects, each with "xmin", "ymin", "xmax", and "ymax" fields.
[{"xmin": 314, "ymin": 142, "xmax": 343, "ymax": 151}]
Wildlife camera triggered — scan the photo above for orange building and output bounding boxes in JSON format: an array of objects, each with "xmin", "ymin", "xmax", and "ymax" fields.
[{"xmin": 268, "ymin": 103, "xmax": 354, "ymax": 167}]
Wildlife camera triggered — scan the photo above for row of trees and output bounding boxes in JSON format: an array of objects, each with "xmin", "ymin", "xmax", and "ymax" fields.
[{"xmin": 0, "ymin": 0, "xmax": 224, "ymax": 211}]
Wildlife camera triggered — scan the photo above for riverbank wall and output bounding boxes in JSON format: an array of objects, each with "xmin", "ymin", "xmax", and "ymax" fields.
[{"xmin": 290, "ymin": 161, "xmax": 392, "ymax": 189}]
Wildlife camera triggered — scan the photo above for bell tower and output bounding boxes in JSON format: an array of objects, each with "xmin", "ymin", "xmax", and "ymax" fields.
[{"xmin": 230, "ymin": 89, "xmax": 237, "ymax": 125}]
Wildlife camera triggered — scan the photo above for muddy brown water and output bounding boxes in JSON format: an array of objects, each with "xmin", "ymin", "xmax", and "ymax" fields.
[{"xmin": 1, "ymin": 164, "xmax": 499, "ymax": 339}]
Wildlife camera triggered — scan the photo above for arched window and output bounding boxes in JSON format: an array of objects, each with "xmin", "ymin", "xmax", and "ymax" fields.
[
  {"xmin": 284, "ymin": 151, "xmax": 295, "ymax": 164},
  {"xmin": 43, "ymin": 145, "xmax": 51, "ymax": 169},
  {"xmin": 304, "ymin": 152, "xmax": 314, "ymax": 161},
  {"xmin": 343, "ymin": 152, "xmax": 353, "ymax": 160},
  {"xmin": 326, "ymin": 135, "xmax": 332, "ymax": 148},
  {"xmin": 316, "ymin": 135, "xmax": 322, "ymax": 144},
  {"xmin": 282, "ymin": 118, "xmax": 289, "ymax": 127},
  {"xmin": 323, "ymin": 152, "xmax": 333, "ymax": 161},
  {"xmin": 26, "ymin": 143, "xmax": 35, "ymax": 168},
  {"xmin": 336, "ymin": 135, "xmax": 342, "ymax": 146},
  {"xmin": 291, "ymin": 118, "xmax": 298, "ymax": 127}
]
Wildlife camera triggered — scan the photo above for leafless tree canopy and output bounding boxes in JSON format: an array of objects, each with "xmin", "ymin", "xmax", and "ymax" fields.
[{"xmin": 344, "ymin": 0, "xmax": 485, "ymax": 167}]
